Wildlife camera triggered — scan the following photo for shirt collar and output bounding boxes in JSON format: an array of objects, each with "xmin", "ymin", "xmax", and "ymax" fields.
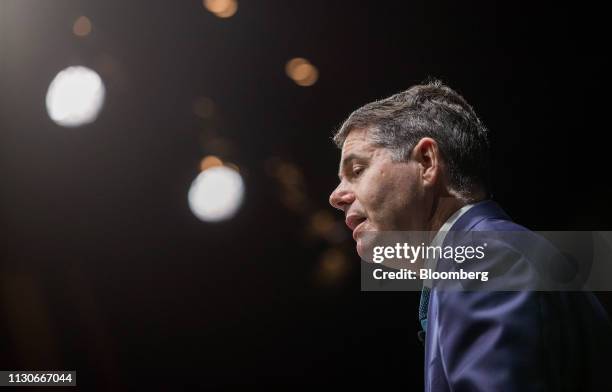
[
  {"xmin": 423, "ymin": 202, "xmax": 477, "ymax": 288},
  {"xmin": 430, "ymin": 202, "xmax": 478, "ymax": 247}
]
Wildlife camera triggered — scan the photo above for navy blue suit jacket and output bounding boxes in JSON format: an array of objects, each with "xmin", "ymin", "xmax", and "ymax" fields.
[{"xmin": 424, "ymin": 200, "xmax": 612, "ymax": 391}]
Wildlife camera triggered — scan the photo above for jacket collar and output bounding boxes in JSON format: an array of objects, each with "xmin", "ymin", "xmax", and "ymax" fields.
[{"xmin": 449, "ymin": 199, "xmax": 512, "ymax": 232}]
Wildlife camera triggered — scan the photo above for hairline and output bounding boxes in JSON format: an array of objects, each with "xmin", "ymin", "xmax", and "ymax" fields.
[{"xmin": 337, "ymin": 124, "xmax": 416, "ymax": 162}]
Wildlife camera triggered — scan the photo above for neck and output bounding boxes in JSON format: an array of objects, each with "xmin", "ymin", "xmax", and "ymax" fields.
[
  {"xmin": 427, "ymin": 196, "xmax": 466, "ymax": 233},
  {"xmin": 427, "ymin": 185, "xmax": 488, "ymax": 233}
]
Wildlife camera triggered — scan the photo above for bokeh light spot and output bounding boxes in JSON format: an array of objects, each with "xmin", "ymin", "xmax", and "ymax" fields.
[
  {"xmin": 200, "ymin": 155, "xmax": 223, "ymax": 171},
  {"xmin": 316, "ymin": 248, "xmax": 349, "ymax": 286},
  {"xmin": 285, "ymin": 57, "xmax": 319, "ymax": 87},
  {"xmin": 188, "ymin": 166, "xmax": 245, "ymax": 222},
  {"xmin": 203, "ymin": 0, "xmax": 238, "ymax": 18},
  {"xmin": 46, "ymin": 66, "xmax": 105, "ymax": 127},
  {"xmin": 73, "ymin": 16, "xmax": 92, "ymax": 37}
]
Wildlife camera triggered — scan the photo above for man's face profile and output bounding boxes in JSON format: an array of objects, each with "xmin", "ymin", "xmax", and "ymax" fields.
[{"xmin": 329, "ymin": 127, "xmax": 432, "ymax": 256}]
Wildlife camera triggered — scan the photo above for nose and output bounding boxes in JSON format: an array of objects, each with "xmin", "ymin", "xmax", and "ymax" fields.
[{"xmin": 329, "ymin": 183, "xmax": 355, "ymax": 211}]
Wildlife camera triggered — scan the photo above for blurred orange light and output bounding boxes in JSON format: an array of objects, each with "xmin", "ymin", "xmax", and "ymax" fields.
[
  {"xmin": 200, "ymin": 155, "xmax": 223, "ymax": 171},
  {"xmin": 295, "ymin": 64, "xmax": 318, "ymax": 86},
  {"xmin": 215, "ymin": 1, "xmax": 238, "ymax": 18},
  {"xmin": 73, "ymin": 16, "xmax": 92, "ymax": 37},
  {"xmin": 285, "ymin": 58, "xmax": 308, "ymax": 77},
  {"xmin": 276, "ymin": 162, "xmax": 303, "ymax": 186},
  {"xmin": 292, "ymin": 63, "xmax": 313, "ymax": 81},
  {"xmin": 311, "ymin": 210, "xmax": 336, "ymax": 237},
  {"xmin": 316, "ymin": 248, "xmax": 349, "ymax": 286},
  {"xmin": 285, "ymin": 58, "xmax": 319, "ymax": 87},
  {"xmin": 203, "ymin": 0, "xmax": 238, "ymax": 18}
]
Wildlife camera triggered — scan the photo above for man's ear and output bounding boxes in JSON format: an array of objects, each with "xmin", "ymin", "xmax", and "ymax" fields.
[{"xmin": 411, "ymin": 137, "xmax": 441, "ymax": 187}]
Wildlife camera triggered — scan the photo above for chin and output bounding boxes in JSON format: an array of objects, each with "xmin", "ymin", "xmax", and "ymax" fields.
[
  {"xmin": 354, "ymin": 230, "xmax": 378, "ymax": 262},
  {"xmin": 355, "ymin": 239, "xmax": 365, "ymax": 258}
]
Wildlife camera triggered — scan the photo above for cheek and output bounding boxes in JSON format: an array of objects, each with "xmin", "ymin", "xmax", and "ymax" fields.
[
  {"xmin": 358, "ymin": 174, "xmax": 386, "ymax": 203},
  {"xmin": 357, "ymin": 172, "xmax": 399, "ymax": 213},
  {"xmin": 362, "ymin": 168, "xmax": 419, "ymax": 218}
]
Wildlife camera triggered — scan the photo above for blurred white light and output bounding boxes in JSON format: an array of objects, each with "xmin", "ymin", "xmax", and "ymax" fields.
[
  {"xmin": 188, "ymin": 166, "xmax": 245, "ymax": 222},
  {"xmin": 46, "ymin": 66, "xmax": 105, "ymax": 127}
]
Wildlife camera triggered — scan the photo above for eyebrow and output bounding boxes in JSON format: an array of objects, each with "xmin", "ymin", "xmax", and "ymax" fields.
[{"xmin": 337, "ymin": 153, "xmax": 368, "ymax": 180}]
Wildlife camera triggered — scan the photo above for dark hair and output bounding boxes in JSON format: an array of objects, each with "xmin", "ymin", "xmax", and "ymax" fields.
[{"xmin": 333, "ymin": 79, "xmax": 490, "ymax": 198}]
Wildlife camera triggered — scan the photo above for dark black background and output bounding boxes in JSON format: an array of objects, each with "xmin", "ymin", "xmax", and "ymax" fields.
[{"xmin": 0, "ymin": 1, "xmax": 610, "ymax": 390}]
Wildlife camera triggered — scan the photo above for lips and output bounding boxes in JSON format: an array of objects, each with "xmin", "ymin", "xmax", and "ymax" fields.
[
  {"xmin": 352, "ymin": 220, "xmax": 367, "ymax": 241},
  {"xmin": 345, "ymin": 214, "xmax": 367, "ymax": 240}
]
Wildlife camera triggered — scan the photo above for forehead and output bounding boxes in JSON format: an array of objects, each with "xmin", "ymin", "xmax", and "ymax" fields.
[{"xmin": 341, "ymin": 128, "xmax": 376, "ymax": 156}]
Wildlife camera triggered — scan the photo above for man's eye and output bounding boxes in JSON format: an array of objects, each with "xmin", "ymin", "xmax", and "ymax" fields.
[{"xmin": 353, "ymin": 166, "xmax": 365, "ymax": 176}]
